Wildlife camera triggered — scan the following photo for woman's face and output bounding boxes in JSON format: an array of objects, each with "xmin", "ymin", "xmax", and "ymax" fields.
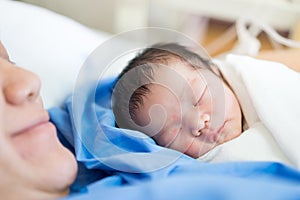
[{"xmin": 0, "ymin": 42, "xmax": 77, "ymax": 199}]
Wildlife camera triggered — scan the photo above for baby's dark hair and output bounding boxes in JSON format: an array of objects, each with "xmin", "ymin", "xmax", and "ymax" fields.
[{"xmin": 112, "ymin": 43, "xmax": 217, "ymax": 130}]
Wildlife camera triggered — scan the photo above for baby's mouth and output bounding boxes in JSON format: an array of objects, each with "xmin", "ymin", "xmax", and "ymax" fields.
[{"xmin": 199, "ymin": 122, "xmax": 227, "ymax": 143}]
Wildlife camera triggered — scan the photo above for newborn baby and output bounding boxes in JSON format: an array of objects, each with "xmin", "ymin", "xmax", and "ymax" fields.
[{"xmin": 112, "ymin": 43, "xmax": 242, "ymax": 158}]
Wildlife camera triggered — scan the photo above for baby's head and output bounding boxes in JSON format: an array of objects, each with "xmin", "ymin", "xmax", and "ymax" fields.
[{"xmin": 112, "ymin": 43, "xmax": 242, "ymax": 158}]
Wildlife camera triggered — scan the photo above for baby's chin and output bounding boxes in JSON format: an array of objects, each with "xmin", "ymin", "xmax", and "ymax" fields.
[
  {"xmin": 196, "ymin": 144, "xmax": 221, "ymax": 161},
  {"xmin": 194, "ymin": 128, "xmax": 242, "ymax": 159},
  {"xmin": 192, "ymin": 141, "xmax": 218, "ymax": 158}
]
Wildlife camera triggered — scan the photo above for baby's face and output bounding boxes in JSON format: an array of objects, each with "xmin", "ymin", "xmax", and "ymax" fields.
[{"xmin": 134, "ymin": 62, "xmax": 242, "ymax": 158}]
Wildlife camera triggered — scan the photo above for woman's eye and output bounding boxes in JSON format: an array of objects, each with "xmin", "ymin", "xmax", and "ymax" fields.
[{"xmin": 0, "ymin": 54, "xmax": 15, "ymax": 64}]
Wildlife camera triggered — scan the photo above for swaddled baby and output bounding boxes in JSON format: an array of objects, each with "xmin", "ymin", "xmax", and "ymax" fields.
[
  {"xmin": 112, "ymin": 43, "xmax": 296, "ymax": 168},
  {"xmin": 113, "ymin": 43, "xmax": 242, "ymax": 158}
]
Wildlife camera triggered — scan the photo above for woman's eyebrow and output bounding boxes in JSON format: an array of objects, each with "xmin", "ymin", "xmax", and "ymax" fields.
[
  {"xmin": 0, "ymin": 53, "xmax": 15, "ymax": 64},
  {"xmin": 0, "ymin": 53, "xmax": 9, "ymax": 61},
  {"xmin": 0, "ymin": 43, "xmax": 11, "ymax": 62},
  {"xmin": 0, "ymin": 57, "xmax": 15, "ymax": 66}
]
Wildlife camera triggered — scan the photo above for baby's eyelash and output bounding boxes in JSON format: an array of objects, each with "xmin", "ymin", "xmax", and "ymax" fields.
[{"xmin": 194, "ymin": 86, "xmax": 207, "ymax": 106}]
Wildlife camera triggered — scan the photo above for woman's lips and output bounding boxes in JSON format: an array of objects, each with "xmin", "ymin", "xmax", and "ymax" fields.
[
  {"xmin": 11, "ymin": 112, "xmax": 50, "ymax": 138},
  {"xmin": 10, "ymin": 121, "xmax": 57, "ymax": 160}
]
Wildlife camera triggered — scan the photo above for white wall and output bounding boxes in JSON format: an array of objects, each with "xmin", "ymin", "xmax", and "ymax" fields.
[
  {"xmin": 20, "ymin": 0, "xmax": 117, "ymax": 33},
  {"xmin": 19, "ymin": 0, "xmax": 300, "ymax": 34}
]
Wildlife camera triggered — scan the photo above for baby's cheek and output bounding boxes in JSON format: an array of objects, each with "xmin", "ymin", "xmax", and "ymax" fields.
[
  {"xmin": 224, "ymin": 85, "xmax": 237, "ymax": 107},
  {"xmin": 170, "ymin": 113, "xmax": 180, "ymax": 121},
  {"xmin": 168, "ymin": 134, "xmax": 200, "ymax": 157},
  {"xmin": 156, "ymin": 127, "xmax": 180, "ymax": 147}
]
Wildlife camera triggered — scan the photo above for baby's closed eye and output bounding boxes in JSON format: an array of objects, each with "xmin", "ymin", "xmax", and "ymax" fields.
[{"xmin": 194, "ymin": 85, "xmax": 208, "ymax": 107}]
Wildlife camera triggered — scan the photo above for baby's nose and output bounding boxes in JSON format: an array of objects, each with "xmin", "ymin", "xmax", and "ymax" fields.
[
  {"xmin": 201, "ymin": 114, "xmax": 210, "ymax": 123},
  {"xmin": 191, "ymin": 113, "xmax": 210, "ymax": 137}
]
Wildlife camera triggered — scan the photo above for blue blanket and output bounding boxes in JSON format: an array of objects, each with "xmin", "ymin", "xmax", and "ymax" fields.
[{"xmin": 49, "ymin": 78, "xmax": 300, "ymax": 200}]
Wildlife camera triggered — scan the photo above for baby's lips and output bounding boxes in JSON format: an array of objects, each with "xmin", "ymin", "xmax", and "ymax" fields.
[{"xmin": 200, "ymin": 129, "xmax": 210, "ymax": 135}]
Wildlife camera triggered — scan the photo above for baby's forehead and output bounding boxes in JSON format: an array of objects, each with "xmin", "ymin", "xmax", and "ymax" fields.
[
  {"xmin": 145, "ymin": 76, "xmax": 203, "ymax": 106},
  {"xmin": 151, "ymin": 61, "xmax": 206, "ymax": 86},
  {"xmin": 152, "ymin": 58, "xmax": 222, "ymax": 83},
  {"xmin": 145, "ymin": 63, "xmax": 223, "ymax": 102}
]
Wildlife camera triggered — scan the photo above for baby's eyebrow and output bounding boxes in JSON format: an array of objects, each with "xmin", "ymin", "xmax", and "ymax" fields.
[
  {"xmin": 185, "ymin": 76, "xmax": 207, "ymax": 103},
  {"xmin": 178, "ymin": 78, "xmax": 195, "ymax": 101}
]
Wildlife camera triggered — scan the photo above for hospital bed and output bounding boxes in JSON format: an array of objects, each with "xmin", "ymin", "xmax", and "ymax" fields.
[{"xmin": 1, "ymin": 1, "xmax": 300, "ymax": 199}]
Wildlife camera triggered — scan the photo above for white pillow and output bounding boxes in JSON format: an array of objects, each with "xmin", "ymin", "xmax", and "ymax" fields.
[{"xmin": 0, "ymin": 0, "xmax": 110, "ymax": 108}]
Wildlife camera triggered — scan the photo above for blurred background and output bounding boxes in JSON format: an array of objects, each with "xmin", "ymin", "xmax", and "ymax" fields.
[{"xmin": 19, "ymin": 0, "xmax": 300, "ymax": 56}]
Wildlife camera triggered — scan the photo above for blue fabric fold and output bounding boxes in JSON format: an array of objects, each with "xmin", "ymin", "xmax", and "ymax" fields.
[
  {"xmin": 49, "ymin": 78, "xmax": 300, "ymax": 200},
  {"xmin": 50, "ymin": 78, "xmax": 196, "ymax": 177},
  {"xmin": 62, "ymin": 162, "xmax": 300, "ymax": 200}
]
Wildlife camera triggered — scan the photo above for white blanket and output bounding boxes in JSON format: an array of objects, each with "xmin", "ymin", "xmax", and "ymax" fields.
[{"xmin": 208, "ymin": 54, "xmax": 300, "ymax": 169}]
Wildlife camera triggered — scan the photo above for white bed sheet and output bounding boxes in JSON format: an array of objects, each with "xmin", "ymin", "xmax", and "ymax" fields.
[{"xmin": 211, "ymin": 55, "xmax": 300, "ymax": 169}]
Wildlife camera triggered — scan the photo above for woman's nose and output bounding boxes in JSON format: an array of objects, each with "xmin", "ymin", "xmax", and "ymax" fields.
[{"xmin": 4, "ymin": 67, "xmax": 41, "ymax": 105}]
